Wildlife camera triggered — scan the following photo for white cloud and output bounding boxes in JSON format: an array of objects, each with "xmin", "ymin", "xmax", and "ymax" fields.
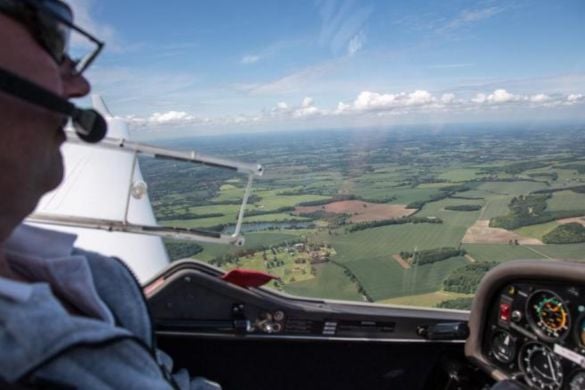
[
  {"xmin": 472, "ymin": 93, "xmax": 486, "ymax": 104},
  {"xmin": 347, "ymin": 31, "xmax": 366, "ymax": 56},
  {"xmin": 317, "ymin": 0, "xmax": 372, "ymax": 55},
  {"xmin": 149, "ymin": 111, "xmax": 194, "ymax": 124},
  {"xmin": 241, "ymin": 55, "xmax": 261, "ymax": 64},
  {"xmin": 354, "ymin": 91, "xmax": 397, "ymax": 110},
  {"xmin": 487, "ymin": 89, "xmax": 517, "ymax": 103},
  {"xmin": 123, "ymin": 111, "xmax": 210, "ymax": 128},
  {"xmin": 348, "ymin": 90, "xmax": 436, "ymax": 112},
  {"xmin": 406, "ymin": 90, "xmax": 433, "ymax": 105},
  {"xmin": 530, "ymin": 94, "xmax": 550, "ymax": 103},
  {"xmin": 123, "ymin": 88, "xmax": 585, "ymax": 131},
  {"xmin": 301, "ymin": 97, "xmax": 314, "ymax": 107},
  {"xmin": 439, "ymin": 6, "xmax": 506, "ymax": 33},
  {"xmin": 471, "ymin": 89, "xmax": 521, "ymax": 104},
  {"xmin": 269, "ymin": 97, "xmax": 323, "ymax": 118},
  {"xmin": 441, "ymin": 93, "xmax": 456, "ymax": 103}
]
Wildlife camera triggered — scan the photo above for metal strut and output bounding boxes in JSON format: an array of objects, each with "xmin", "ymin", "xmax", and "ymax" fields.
[{"xmin": 27, "ymin": 132, "xmax": 264, "ymax": 246}]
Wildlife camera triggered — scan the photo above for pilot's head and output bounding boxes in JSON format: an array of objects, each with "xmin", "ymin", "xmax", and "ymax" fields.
[{"xmin": 0, "ymin": 0, "xmax": 99, "ymax": 239}]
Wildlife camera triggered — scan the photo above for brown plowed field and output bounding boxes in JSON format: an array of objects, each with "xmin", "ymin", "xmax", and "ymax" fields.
[
  {"xmin": 392, "ymin": 254, "xmax": 411, "ymax": 269},
  {"xmin": 462, "ymin": 220, "xmax": 543, "ymax": 245},
  {"xmin": 294, "ymin": 200, "xmax": 416, "ymax": 223}
]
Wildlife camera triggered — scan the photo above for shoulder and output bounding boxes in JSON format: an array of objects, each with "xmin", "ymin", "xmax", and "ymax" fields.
[{"xmin": 75, "ymin": 248, "xmax": 154, "ymax": 346}]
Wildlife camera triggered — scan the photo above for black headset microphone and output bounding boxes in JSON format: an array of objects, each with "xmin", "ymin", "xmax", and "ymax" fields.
[{"xmin": 0, "ymin": 67, "xmax": 107, "ymax": 143}]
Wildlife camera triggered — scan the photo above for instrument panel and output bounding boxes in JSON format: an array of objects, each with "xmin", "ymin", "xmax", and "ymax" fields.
[
  {"xmin": 483, "ymin": 282, "xmax": 585, "ymax": 390},
  {"xmin": 147, "ymin": 260, "xmax": 468, "ymax": 342}
]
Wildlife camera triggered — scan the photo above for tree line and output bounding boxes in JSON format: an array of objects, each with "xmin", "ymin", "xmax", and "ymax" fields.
[
  {"xmin": 400, "ymin": 247, "xmax": 466, "ymax": 266},
  {"xmin": 543, "ymin": 223, "xmax": 585, "ymax": 244},
  {"xmin": 346, "ymin": 216, "xmax": 442, "ymax": 233}
]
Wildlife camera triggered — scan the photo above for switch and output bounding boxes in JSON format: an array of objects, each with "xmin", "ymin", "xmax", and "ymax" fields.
[{"xmin": 499, "ymin": 302, "xmax": 511, "ymax": 322}]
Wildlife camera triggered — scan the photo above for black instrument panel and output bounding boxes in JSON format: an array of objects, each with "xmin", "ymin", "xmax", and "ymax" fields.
[
  {"xmin": 483, "ymin": 281, "xmax": 585, "ymax": 390},
  {"xmin": 147, "ymin": 260, "xmax": 468, "ymax": 342}
]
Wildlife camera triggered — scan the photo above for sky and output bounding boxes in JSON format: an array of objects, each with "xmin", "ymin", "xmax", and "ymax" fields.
[{"xmin": 69, "ymin": 0, "xmax": 585, "ymax": 138}]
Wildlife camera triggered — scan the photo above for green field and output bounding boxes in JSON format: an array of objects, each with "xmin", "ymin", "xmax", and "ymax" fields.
[
  {"xmin": 479, "ymin": 196, "xmax": 514, "ymax": 220},
  {"xmin": 195, "ymin": 230, "xmax": 306, "ymax": 261},
  {"xmin": 380, "ymin": 291, "xmax": 473, "ymax": 308},
  {"xmin": 346, "ymin": 256, "xmax": 468, "ymax": 300},
  {"xmin": 515, "ymin": 221, "xmax": 559, "ymax": 240},
  {"xmin": 463, "ymin": 244, "xmax": 547, "ymax": 262},
  {"xmin": 284, "ymin": 263, "xmax": 362, "ymax": 301},
  {"xmin": 477, "ymin": 181, "xmax": 547, "ymax": 196},
  {"xmin": 417, "ymin": 198, "xmax": 483, "ymax": 228},
  {"xmin": 330, "ymin": 223, "xmax": 466, "ymax": 264},
  {"xmin": 438, "ymin": 168, "xmax": 481, "ymax": 182},
  {"xmin": 253, "ymin": 190, "xmax": 330, "ymax": 210},
  {"xmin": 547, "ymin": 191, "xmax": 585, "ymax": 211},
  {"xmin": 525, "ymin": 244, "xmax": 585, "ymax": 260},
  {"xmin": 143, "ymin": 127, "xmax": 585, "ymax": 309}
]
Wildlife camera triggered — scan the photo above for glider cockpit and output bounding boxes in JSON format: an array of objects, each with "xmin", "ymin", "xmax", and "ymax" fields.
[{"xmin": 145, "ymin": 259, "xmax": 585, "ymax": 390}]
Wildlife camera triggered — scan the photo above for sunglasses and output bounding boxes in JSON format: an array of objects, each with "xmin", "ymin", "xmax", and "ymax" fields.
[{"xmin": 0, "ymin": 0, "xmax": 104, "ymax": 74}]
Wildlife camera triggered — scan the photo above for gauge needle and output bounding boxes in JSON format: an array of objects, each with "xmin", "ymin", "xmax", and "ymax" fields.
[{"xmin": 546, "ymin": 353, "xmax": 557, "ymax": 381}]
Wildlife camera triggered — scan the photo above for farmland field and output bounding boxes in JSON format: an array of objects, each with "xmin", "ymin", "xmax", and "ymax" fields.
[{"xmin": 142, "ymin": 126, "xmax": 585, "ymax": 310}]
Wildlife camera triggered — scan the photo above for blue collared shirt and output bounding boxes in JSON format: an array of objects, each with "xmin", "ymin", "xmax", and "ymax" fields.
[{"xmin": 2, "ymin": 224, "xmax": 114, "ymax": 324}]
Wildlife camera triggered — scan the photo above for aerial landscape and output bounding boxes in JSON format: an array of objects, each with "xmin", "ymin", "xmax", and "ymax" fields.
[{"xmin": 141, "ymin": 125, "xmax": 585, "ymax": 310}]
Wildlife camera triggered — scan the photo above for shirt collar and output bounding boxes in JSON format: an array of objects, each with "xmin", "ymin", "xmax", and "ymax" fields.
[{"xmin": 4, "ymin": 224, "xmax": 77, "ymax": 259}]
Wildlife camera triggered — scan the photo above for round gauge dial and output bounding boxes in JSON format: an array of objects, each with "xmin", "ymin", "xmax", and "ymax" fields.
[
  {"xmin": 568, "ymin": 370, "xmax": 585, "ymax": 390},
  {"xmin": 491, "ymin": 330, "xmax": 516, "ymax": 364},
  {"xmin": 527, "ymin": 290, "xmax": 570, "ymax": 340},
  {"xmin": 519, "ymin": 342, "xmax": 563, "ymax": 390}
]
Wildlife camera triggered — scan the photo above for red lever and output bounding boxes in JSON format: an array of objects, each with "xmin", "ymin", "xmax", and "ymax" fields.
[{"xmin": 221, "ymin": 269, "xmax": 279, "ymax": 288}]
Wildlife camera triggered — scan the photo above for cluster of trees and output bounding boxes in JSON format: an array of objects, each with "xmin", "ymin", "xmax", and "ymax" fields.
[
  {"xmin": 401, "ymin": 247, "xmax": 466, "ymax": 266},
  {"xmin": 165, "ymin": 241, "xmax": 204, "ymax": 261},
  {"xmin": 492, "ymin": 210, "xmax": 585, "ymax": 230},
  {"xmin": 346, "ymin": 216, "xmax": 442, "ymax": 233},
  {"xmin": 443, "ymin": 262, "xmax": 498, "ymax": 294},
  {"xmin": 362, "ymin": 195, "xmax": 397, "ymax": 203},
  {"xmin": 479, "ymin": 161, "xmax": 548, "ymax": 175},
  {"xmin": 543, "ymin": 223, "xmax": 585, "ymax": 244},
  {"xmin": 503, "ymin": 161, "xmax": 549, "ymax": 174},
  {"xmin": 336, "ymin": 261, "xmax": 373, "ymax": 302},
  {"xmin": 491, "ymin": 209, "xmax": 585, "ymax": 230},
  {"xmin": 210, "ymin": 238, "xmax": 306, "ymax": 267},
  {"xmin": 490, "ymin": 193, "xmax": 585, "ymax": 230},
  {"xmin": 534, "ymin": 184, "xmax": 585, "ymax": 195},
  {"xmin": 450, "ymin": 195, "xmax": 485, "ymax": 200},
  {"xmin": 210, "ymin": 254, "xmax": 239, "ymax": 267},
  {"xmin": 296, "ymin": 194, "xmax": 361, "ymax": 207},
  {"xmin": 266, "ymin": 259, "xmax": 286, "ymax": 269},
  {"xmin": 444, "ymin": 205, "xmax": 482, "ymax": 211},
  {"xmin": 277, "ymin": 187, "xmax": 338, "ymax": 196},
  {"xmin": 527, "ymin": 172, "xmax": 558, "ymax": 181}
]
